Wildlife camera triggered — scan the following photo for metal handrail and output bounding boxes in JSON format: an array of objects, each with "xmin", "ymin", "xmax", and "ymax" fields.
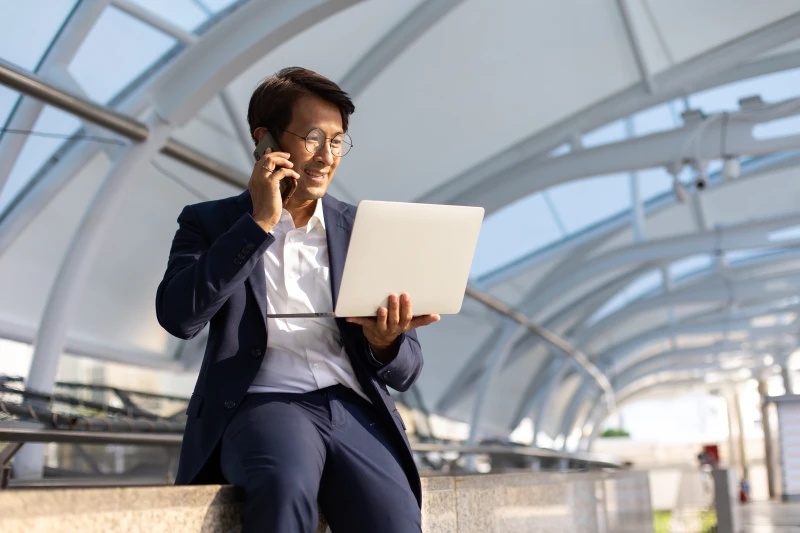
[
  {"xmin": 0, "ymin": 427, "xmax": 623, "ymax": 468},
  {"xmin": 0, "ymin": 58, "xmax": 247, "ymax": 188}
]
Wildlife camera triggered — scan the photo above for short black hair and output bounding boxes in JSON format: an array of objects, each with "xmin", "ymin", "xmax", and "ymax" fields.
[{"xmin": 247, "ymin": 67, "xmax": 355, "ymax": 145}]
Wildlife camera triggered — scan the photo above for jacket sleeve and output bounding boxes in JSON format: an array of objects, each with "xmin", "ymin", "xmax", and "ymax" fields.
[
  {"xmin": 155, "ymin": 204, "xmax": 274, "ymax": 340},
  {"xmin": 367, "ymin": 329, "xmax": 424, "ymax": 392}
]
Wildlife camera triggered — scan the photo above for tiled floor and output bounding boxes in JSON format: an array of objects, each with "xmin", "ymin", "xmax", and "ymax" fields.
[{"xmin": 740, "ymin": 501, "xmax": 800, "ymax": 532}]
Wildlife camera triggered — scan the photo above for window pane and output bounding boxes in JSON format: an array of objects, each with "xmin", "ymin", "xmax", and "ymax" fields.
[
  {"xmin": 0, "ymin": 87, "xmax": 20, "ymax": 126},
  {"xmin": 689, "ymin": 68, "xmax": 800, "ymax": 114},
  {"xmin": 547, "ymin": 173, "xmax": 631, "ymax": 234},
  {"xmin": 582, "ymin": 119, "xmax": 626, "ymax": 148},
  {"xmin": 636, "ymin": 167, "xmax": 672, "ymax": 202},
  {"xmin": 0, "ymin": 0, "xmax": 79, "ymax": 71},
  {"xmin": 753, "ymin": 115, "xmax": 800, "ymax": 140},
  {"xmin": 589, "ymin": 270, "xmax": 663, "ymax": 324},
  {"xmin": 470, "ymin": 193, "xmax": 562, "ymax": 278},
  {"xmin": 125, "ymin": 0, "xmax": 209, "ymax": 32},
  {"xmin": 632, "ymin": 102, "xmax": 680, "ymax": 137},
  {"xmin": 0, "ymin": 106, "xmax": 81, "ymax": 213},
  {"xmin": 670, "ymin": 255, "xmax": 712, "ymax": 281},
  {"xmin": 68, "ymin": 6, "xmax": 178, "ymax": 104}
]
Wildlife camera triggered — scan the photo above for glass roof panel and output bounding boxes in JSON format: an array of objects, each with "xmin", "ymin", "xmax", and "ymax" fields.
[
  {"xmin": 196, "ymin": 0, "xmax": 241, "ymax": 12},
  {"xmin": 753, "ymin": 115, "xmax": 800, "ymax": 140},
  {"xmin": 0, "ymin": 86, "xmax": 19, "ymax": 127},
  {"xmin": 0, "ymin": 1, "xmax": 79, "ymax": 71},
  {"xmin": 689, "ymin": 67, "xmax": 800, "ymax": 114},
  {"xmin": 632, "ymin": 100, "xmax": 681, "ymax": 137},
  {"xmin": 67, "ymin": 6, "xmax": 178, "ymax": 104},
  {"xmin": 582, "ymin": 119, "xmax": 626, "ymax": 148},
  {"xmin": 636, "ymin": 167, "xmax": 673, "ymax": 202},
  {"xmin": 125, "ymin": 0, "xmax": 210, "ymax": 32},
  {"xmin": 470, "ymin": 193, "xmax": 562, "ymax": 278},
  {"xmin": 0, "ymin": 106, "xmax": 81, "ymax": 212},
  {"xmin": 670, "ymin": 255, "xmax": 713, "ymax": 281},
  {"xmin": 588, "ymin": 269, "xmax": 663, "ymax": 325},
  {"xmin": 546, "ymin": 173, "xmax": 631, "ymax": 234}
]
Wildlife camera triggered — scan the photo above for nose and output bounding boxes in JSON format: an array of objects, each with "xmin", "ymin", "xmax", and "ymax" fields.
[{"xmin": 315, "ymin": 140, "xmax": 335, "ymax": 166}]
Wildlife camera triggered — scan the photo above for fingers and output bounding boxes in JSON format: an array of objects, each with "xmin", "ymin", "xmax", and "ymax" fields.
[
  {"xmin": 258, "ymin": 148, "xmax": 293, "ymax": 173},
  {"xmin": 409, "ymin": 314, "xmax": 440, "ymax": 330},
  {"xmin": 399, "ymin": 293, "xmax": 412, "ymax": 330},
  {"xmin": 386, "ymin": 294, "xmax": 400, "ymax": 331}
]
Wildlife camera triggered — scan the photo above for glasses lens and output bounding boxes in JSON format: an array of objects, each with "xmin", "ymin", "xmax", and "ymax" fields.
[
  {"xmin": 332, "ymin": 133, "xmax": 352, "ymax": 157},
  {"xmin": 305, "ymin": 129, "xmax": 325, "ymax": 154}
]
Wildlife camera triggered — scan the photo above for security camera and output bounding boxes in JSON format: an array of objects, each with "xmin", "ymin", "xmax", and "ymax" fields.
[
  {"xmin": 695, "ymin": 174, "xmax": 707, "ymax": 190},
  {"xmin": 692, "ymin": 160, "xmax": 708, "ymax": 191}
]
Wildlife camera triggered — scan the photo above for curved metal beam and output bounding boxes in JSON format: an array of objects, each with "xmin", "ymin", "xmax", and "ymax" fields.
[
  {"xmin": 578, "ymin": 270, "xmax": 800, "ymax": 351},
  {"xmin": 150, "ymin": 0, "xmax": 364, "ymax": 126},
  {"xmin": 440, "ymin": 95, "xmax": 800, "ymax": 213},
  {"xmin": 600, "ymin": 317, "xmax": 798, "ymax": 373},
  {"xmin": 15, "ymin": 0, "xmax": 362, "ymax": 480},
  {"xmin": 420, "ymin": 12, "xmax": 800, "ymax": 208},
  {"xmin": 580, "ymin": 365, "xmax": 766, "ymax": 450},
  {"xmin": 0, "ymin": 0, "xmax": 109, "ymax": 197},
  {"xmin": 339, "ymin": 0, "xmax": 464, "ymax": 97},
  {"xmin": 515, "ymin": 210, "xmax": 800, "ymax": 326}
]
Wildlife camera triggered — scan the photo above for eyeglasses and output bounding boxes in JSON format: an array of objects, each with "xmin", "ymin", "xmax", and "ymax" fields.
[{"xmin": 284, "ymin": 128, "xmax": 353, "ymax": 157}]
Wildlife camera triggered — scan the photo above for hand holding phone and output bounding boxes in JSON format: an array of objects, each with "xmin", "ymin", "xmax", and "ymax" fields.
[
  {"xmin": 253, "ymin": 131, "xmax": 298, "ymax": 203},
  {"xmin": 249, "ymin": 131, "xmax": 300, "ymax": 233}
]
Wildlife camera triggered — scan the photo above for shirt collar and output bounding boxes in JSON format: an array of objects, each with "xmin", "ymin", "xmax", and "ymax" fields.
[
  {"xmin": 308, "ymin": 198, "xmax": 326, "ymax": 232},
  {"xmin": 277, "ymin": 199, "xmax": 326, "ymax": 233}
]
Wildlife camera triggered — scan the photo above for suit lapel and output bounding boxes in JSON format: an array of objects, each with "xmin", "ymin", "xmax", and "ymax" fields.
[{"xmin": 322, "ymin": 194, "xmax": 352, "ymax": 311}]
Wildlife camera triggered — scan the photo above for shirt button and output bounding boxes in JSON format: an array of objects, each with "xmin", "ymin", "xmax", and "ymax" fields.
[
  {"xmin": 224, "ymin": 400, "xmax": 236, "ymax": 409},
  {"xmin": 312, "ymin": 364, "xmax": 319, "ymax": 369},
  {"xmin": 251, "ymin": 348, "xmax": 263, "ymax": 358}
]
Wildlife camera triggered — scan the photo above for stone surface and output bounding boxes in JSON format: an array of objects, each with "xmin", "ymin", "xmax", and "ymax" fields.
[{"xmin": 0, "ymin": 470, "xmax": 654, "ymax": 532}]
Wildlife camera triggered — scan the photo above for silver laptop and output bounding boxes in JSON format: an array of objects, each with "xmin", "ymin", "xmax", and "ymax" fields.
[{"xmin": 267, "ymin": 200, "xmax": 484, "ymax": 318}]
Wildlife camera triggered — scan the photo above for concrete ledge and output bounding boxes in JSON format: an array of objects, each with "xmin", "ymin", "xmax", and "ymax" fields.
[{"xmin": 0, "ymin": 471, "xmax": 654, "ymax": 533}]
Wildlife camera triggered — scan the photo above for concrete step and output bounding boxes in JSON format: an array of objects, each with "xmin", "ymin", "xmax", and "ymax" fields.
[{"xmin": 0, "ymin": 470, "xmax": 654, "ymax": 532}]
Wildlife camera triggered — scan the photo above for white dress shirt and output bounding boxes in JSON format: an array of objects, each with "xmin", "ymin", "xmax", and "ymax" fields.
[{"xmin": 247, "ymin": 199, "xmax": 370, "ymax": 402}]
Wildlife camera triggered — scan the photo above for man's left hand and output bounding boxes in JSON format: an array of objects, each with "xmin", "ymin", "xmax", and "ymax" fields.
[{"xmin": 346, "ymin": 293, "xmax": 439, "ymax": 361}]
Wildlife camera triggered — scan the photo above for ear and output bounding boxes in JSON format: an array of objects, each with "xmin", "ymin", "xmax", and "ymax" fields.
[{"xmin": 253, "ymin": 126, "xmax": 268, "ymax": 143}]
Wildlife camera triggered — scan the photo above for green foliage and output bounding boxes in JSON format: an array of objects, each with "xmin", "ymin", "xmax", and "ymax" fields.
[
  {"xmin": 599, "ymin": 427, "xmax": 630, "ymax": 438},
  {"xmin": 653, "ymin": 510, "xmax": 717, "ymax": 533}
]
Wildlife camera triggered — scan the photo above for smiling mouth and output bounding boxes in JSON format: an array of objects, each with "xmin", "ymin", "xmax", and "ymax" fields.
[{"xmin": 305, "ymin": 170, "xmax": 328, "ymax": 181}]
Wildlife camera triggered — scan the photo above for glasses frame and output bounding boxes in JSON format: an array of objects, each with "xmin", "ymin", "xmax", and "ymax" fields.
[{"xmin": 284, "ymin": 128, "xmax": 353, "ymax": 157}]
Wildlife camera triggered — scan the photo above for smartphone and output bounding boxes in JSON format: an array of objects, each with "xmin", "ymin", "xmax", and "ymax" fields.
[{"xmin": 253, "ymin": 130, "xmax": 297, "ymax": 203}]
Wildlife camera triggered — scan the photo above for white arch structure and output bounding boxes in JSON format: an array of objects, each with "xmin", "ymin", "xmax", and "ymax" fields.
[{"xmin": 2, "ymin": 1, "xmax": 800, "ymax": 474}]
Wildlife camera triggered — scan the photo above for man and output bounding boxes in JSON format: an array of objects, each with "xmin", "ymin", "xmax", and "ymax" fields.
[{"xmin": 155, "ymin": 67, "xmax": 439, "ymax": 533}]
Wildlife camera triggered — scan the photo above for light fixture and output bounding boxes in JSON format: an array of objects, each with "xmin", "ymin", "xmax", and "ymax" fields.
[
  {"xmin": 666, "ymin": 162, "xmax": 689, "ymax": 203},
  {"xmin": 722, "ymin": 156, "xmax": 740, "ymax": 180},
  {"xmin": 673, "ymin": 177, "xmax": 690, "ymax": 203}
]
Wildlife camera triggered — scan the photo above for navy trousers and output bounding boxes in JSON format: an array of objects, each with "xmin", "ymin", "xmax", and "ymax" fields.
[{"xmin": 219, "ymin": 385, "xmax": 422, "ymax": 533}]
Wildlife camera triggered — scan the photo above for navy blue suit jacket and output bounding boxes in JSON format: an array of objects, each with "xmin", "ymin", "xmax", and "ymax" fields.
[{"xmin": 155, "ymin": 191, "xmax": 423, "ymax": 504}]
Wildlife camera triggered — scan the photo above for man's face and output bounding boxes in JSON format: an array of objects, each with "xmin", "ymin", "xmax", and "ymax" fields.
[{"xmin": 279, "ymin": 94, "xmax": 343, "ymax": 201}]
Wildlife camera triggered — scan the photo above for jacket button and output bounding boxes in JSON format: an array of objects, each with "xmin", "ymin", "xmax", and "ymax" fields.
[
  {"xmin": 233, "ymin": 258, "xmax": 243, "ymax": 265},
  {"xmin": 224, "ymin": 400, "xmax": 236, "ymax": 409},
  {"xmin": 246, "ymin": 243, "xmax": 255, "ymax": 250},
  {"xmin": 252, "ymin": 348, "xmax": 263, "ymax": 358},
  {"xmin": 384, "ymin": 371, "xmax": 392, "ymax": 379}
]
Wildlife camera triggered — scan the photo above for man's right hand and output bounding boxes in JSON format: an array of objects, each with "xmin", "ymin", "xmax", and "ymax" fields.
[{"xmin": 248, "ymin": 148, "xmax": 300, "ymax": 233}]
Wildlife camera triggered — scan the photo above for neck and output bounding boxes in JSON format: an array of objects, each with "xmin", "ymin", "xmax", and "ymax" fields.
[{"xmin": 285, "ymin": 197, "xmax": 318, "ymax": 228}]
